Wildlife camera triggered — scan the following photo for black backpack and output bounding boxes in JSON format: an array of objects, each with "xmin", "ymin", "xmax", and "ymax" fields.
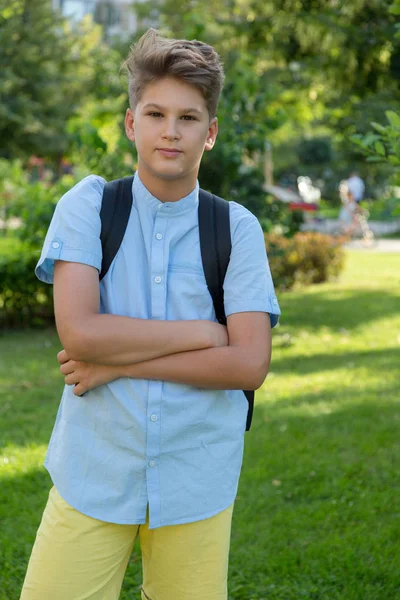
[{"xmin": 99, "ymin": 175, "xmax": 254, "ymax": 431}]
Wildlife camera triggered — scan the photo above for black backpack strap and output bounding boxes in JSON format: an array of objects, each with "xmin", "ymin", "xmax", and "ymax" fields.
[
  {"xmin": 198, "ymin": 189, "xmax": 230, "ymax": 324},
  {"xmin": 99, "ymin": 176, "xmax": 134, "ymax": 281},
  {"xmin": 198, "ymin": 189, "xmax": 255, "ymax": 431},
  {"xmin": 243, "ymin": 390, "xmax": 254, "ymax": 431}
]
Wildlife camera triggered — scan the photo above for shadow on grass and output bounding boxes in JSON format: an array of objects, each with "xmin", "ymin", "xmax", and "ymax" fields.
[
  {"xmin": 278, "ymin": 288, "xmax": 400, "ymax": 332},
  {"xmin": 269, "ymin": 346, "xmax": 400, "ymax": 377},
  {"xmin": 257, "ymin": 384, "xmax": 399, "ymax": 415},
  {"xmin": 0, "ymin": 385, "xmax": 60, "ymax": 453}
]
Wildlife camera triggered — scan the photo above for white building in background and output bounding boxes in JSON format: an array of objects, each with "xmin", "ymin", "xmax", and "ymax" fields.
[{"xmin": 52, "ymin": 0, "xmax": 140, "ymax": 39}]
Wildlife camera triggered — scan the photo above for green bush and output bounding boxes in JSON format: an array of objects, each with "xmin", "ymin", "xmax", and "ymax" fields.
[
  {"xmin": 265, "ymin": 231, "xmax": 345, "ymax": 290},
  {"xmin": 0, "ymin": 238, "xmax": 54, "ymax": 328},
  {"xmin": 0, "ymin": 160, "xmax": 81, "ymax": 328},
  {"xmin": 0, "ymin": 159, "xmax": 81, "ymax": 247},
  {"xmin": 361, "ymin": 195, "xmax": 400, "ymax": 220}
]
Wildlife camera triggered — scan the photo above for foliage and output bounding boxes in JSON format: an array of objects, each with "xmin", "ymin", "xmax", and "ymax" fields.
[
  {"xmin": 0, "ymin": 159, "xmax": 78, "ymax": 248},
  {"xmin": 390, "ymin": 0, "xmax": 400, "ymax": 24},
  {"xmin": 260, "ymin": 201, "xmax": 306, "ymax": 237},
  {"xmin": 265, "ymin": 231, "xmax": 345, "ymax": 290},
  {"xmin": 0, "ymin": 239, "xmax": 54, "ymax": 328},
  {"xmin": 0, "ymin": 159, "xmax": 81, "ymax": 327},
  {"xmin": 0, "ymin": 0, "xmax": 124, "ymax": 165},
  {"xmin": 296, "ymin": 137, "xmax": 333, "ymax": 166},
  {"xmin": 3, "ymin": 0, "xmax": 400, "ymax": 211},
  {"xmin": 362, "ymin": 195, "xmax": 400, "ymax": 219},
  {"xmin": 352, "ymin": 110, "xmax": 400, "ymax": 192},
  {"xmin": 66, "ymin": 95, "xmax": 134, "ymax": 181},
  {"xmin": 355, "ymin": 110, "xmax": 400, "ymax": 167},
  {"xmin": 0, "ymin": 158, "xmax": 26, "ymax": 223},
  {"xmin": 348, "ymin": 2, "xmax": 400, "ymax": 214}
]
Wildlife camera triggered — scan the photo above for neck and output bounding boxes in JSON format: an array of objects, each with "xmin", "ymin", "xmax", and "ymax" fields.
[{"xmin": 137, "ymin": 164, "xmax": 198, "ymax": 203}]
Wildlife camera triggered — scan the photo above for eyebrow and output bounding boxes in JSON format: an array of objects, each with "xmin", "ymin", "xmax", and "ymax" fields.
[{"xmin": 142, "ymin": 103, "xmax": 203, "ymax": 115}]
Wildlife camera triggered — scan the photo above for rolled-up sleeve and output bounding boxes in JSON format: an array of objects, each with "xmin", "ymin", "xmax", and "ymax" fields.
[
  {"xmin": 224, "ymin": 202, "xmax": 281, "ymax": 327},
  {"xmin": 35, "ymin": 175, "xmax": 106, "ymax": 284}
]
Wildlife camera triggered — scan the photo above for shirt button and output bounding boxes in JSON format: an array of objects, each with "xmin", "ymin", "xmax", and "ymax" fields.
[
  {"xmin": 150, "ymin": 414, "xmax": 158, "ymax": 422},
  {"xmin": 154, "ymin": 276, "xmax": 162, "ymax": 284},
  {"xmin": 52, "ymin": 241, "xmax": 60, "ymax": 249},
  {"xmin": 156, "ymin": 233, "xmax": 163, "ymax": 240},
  {"xmin": 273, "ymin": 298, "xmax": 278, "ymax": 305},
  {"xmin": 149, "ymin": 460, "xmax": 156, "ymax": 468}
]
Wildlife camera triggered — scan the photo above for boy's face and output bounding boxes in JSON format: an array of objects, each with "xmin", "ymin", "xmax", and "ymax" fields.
[{"xmin": 125, "ymin": 76, "xmax": 218, "ymax": 196}]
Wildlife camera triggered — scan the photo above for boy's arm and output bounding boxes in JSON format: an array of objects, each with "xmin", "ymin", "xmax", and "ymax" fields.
[
  {"xmin": 59, "ymin": 312, "xmax": 270, "ymax": 394},
  {"xmin": 119, "ymin": 311, "xmax": 271, "ymax": 390},
  {"xmin": 53, "ymin": 261, "xmax": 227, "ymax": 365}
]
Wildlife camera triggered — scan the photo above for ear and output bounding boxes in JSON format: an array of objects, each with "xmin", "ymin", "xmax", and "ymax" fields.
[
  {"xmin": 125, "ymin": 108, "xmax": 135, "ymax": 142},
  {"xmin": 204, "ymin": 118, "xmax": 218, "ymax": 151}
]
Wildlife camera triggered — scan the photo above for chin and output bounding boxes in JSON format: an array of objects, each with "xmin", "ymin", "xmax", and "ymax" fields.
[{"xmin": 152, "ymin": 165, "xmax": 188, "ymax": 181}]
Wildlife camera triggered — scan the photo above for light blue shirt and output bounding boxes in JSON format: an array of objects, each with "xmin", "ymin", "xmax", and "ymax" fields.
[{"xmin": 35, "ymin": 173, "xmax": 281, "ymax": 529}]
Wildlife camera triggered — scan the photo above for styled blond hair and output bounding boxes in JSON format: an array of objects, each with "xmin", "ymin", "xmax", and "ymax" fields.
[{"xmin": 122, "ymin": 29, "xmax": 225, "ymax": 118}]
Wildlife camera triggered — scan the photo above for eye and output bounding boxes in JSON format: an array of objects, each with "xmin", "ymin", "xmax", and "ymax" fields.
[
  {"xmin": 148, "ymin": 112, "xmax": 163, "ymax": 118},
  {"xmin": 181, "ymin": 115, "xmax": 197, "ymax": 121}
]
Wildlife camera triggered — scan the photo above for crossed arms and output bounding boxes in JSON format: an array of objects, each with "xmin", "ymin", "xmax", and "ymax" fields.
[{"xmin": 54, "ymin": 261, "xmax": 272, "ymax": 395}]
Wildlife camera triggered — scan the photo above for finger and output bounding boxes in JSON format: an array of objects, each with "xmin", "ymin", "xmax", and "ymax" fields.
[
  {"xmin": 73, "ymin": 384, "xmax": 87, "ymax": 397},
  {"xmin": 57, "ymin": 350, "xmax": 69, "ymax": 365},
  {"xmin": 60, "ymin": 361, "xmax": 76, "ymax": 375},
  {"xmin": 65, "ymin": 373, "xmax": 79, "ymax": 386}
]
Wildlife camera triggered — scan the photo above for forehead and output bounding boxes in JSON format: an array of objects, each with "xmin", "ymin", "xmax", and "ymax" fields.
[{"xmin": 138, "ymin": 76, "xmax": 207, "ymax": 113}]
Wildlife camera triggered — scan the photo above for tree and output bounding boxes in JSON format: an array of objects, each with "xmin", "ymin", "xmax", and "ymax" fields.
[
  {"xmin": 0, "ymin": 0, "xmax": 124, "ymax": 166},
  {"xmin": 351, "ymin": 1, "xmax": 400, "ymax": 192}
]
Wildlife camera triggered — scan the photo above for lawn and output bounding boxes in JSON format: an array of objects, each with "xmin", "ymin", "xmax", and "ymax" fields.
[{"xmin": 0, "ymin": 251, "xmax": 399, "ymax": 599}]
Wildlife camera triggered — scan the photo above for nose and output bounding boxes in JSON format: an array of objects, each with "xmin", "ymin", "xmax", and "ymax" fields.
[{"xmin": 162, "ymin": 118, "xmax": 180, "ymax": 141}]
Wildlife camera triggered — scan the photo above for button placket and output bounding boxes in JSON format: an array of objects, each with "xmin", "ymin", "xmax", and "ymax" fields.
[
  {"xmin": 150, "ymin": 212, "xmax": 168, "ymax": 321},
  {"xmin": 146, "ymin": 211, "xmax": 169, "ymax": 521}
]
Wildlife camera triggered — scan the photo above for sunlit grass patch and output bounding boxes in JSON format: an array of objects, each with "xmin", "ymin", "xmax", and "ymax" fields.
[{"xmin": 0, "ymin": 443, "xmax": 48, "ymax": 477}]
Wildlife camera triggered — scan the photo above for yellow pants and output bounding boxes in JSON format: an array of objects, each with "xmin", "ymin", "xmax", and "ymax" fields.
[{"xmin": 20, "ymin": 487, "xmax": 234, "ymax": 600}]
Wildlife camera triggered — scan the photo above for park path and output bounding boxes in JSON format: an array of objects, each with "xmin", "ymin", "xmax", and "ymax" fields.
[
  {"xmin": 344, "ymin": 239, "xmax": 400, "ymax": 252},
  {"xmin": 302, "ymin": 217, "xmax": 400, "ymax": 238}
]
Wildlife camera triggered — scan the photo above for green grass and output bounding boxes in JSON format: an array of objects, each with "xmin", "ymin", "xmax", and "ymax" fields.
[{"xmin": 1, "ymin": 251, "xmax": 399, "ymax": 599}]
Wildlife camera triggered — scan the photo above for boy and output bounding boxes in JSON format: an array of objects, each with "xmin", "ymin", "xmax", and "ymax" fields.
[{"xmin": 20, "ymin": 28, "xmax": 280, "ymax": 600}]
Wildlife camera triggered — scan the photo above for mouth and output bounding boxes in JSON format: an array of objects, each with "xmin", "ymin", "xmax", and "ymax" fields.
[{"xmin": 157, "ymin": 148, "xmax": 183, "ymax": 158}]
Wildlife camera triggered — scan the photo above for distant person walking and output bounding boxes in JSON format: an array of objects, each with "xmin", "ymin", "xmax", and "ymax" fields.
[
  {"xmin": 339, "ymin": 180, "xmax": 358, "ymax": 236},
  {"xmin": 347, "ymin": 171, "xmax": 365, "ymax": 204}
]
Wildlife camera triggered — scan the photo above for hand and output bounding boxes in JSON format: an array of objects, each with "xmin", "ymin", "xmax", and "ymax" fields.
[{"xmin": 57, "ymin": 350, "xmax": 120, "ymax": 396}]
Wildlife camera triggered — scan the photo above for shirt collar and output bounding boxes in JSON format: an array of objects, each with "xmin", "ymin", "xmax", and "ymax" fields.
[{"xmin": 132, "ymin": 172, "xmax": 199, "ymax": 217}]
